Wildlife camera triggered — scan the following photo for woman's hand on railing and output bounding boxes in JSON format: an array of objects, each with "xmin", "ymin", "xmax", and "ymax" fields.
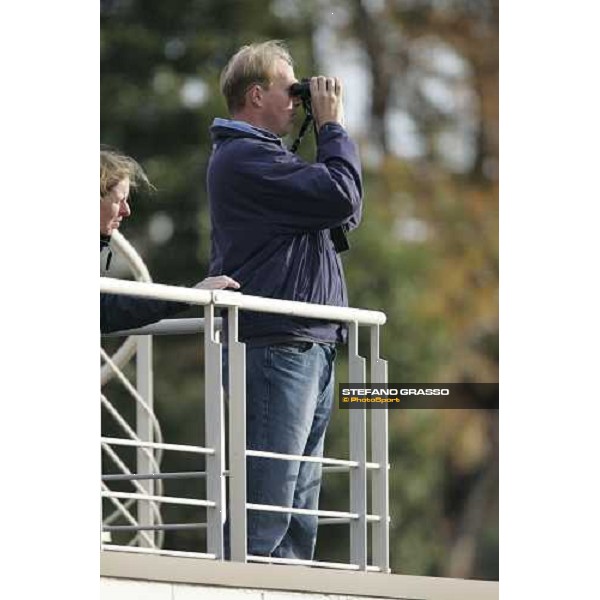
[{"xmin": 194, "ymin": 275, "xmax": 240, "ymax": 291}]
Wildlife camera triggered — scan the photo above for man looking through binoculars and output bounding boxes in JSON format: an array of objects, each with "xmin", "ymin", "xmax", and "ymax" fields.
[{"xmin": 207, "ymin": 40, "xmax": 362, "ymax": 560}]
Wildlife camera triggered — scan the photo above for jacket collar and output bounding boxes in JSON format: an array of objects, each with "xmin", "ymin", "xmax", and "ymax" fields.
[{"xmin": 210, "ymin": 117, "xmax": 283, "ymax": 146}]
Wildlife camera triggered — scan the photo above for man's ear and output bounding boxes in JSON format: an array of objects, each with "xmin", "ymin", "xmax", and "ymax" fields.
[{"xmin": 248, "ymin": 84, "xmax": 263, "ymax": 108}]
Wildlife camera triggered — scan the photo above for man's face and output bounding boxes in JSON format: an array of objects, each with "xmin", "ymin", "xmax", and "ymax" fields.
[
  {"xmin": 100, "ymin": 177, "xmax": 131, "ymax": 236},
  {"xmin": 260, "ymin": 59, "xmax": 300, "ymax": 136}
]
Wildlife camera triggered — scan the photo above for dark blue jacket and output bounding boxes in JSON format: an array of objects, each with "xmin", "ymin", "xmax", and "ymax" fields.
[
  {"xmin": 207, "ymin": 118, "xmax": 363, "ymax": 345},
  {"xmin": 100, "ymin": 237, "xmax": 187, "ymax": 334}
]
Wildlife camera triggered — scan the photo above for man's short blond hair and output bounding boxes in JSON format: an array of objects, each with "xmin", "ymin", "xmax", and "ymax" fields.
[{"xmin": 220, "ymin": 40, "xmax": 293, "ymax": 114}]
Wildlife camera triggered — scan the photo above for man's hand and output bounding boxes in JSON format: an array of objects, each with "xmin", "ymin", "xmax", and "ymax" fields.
[
  {"xmin": 194, "ymin": 275, "xmax": 240, "ymax": 290},
  {"xmin": 310, "ymin": 76, "xmax": 345, "ymax": 131}
]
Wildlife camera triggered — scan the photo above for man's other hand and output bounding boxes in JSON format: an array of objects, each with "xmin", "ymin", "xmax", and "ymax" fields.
[{"xmin": 194, "ymin": 275, "xmax": 240, "ymax": 290}]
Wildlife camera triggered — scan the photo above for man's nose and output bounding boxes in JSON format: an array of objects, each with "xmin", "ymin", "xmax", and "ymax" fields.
[{"xmin": 119, "ymin": 200, "xmax": 131, "ymax": 218}]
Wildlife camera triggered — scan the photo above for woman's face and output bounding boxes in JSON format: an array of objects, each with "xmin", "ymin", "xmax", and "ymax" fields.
[{"xmin": 100, "ymin": 177, "xmax": 131, "ymax": 236}]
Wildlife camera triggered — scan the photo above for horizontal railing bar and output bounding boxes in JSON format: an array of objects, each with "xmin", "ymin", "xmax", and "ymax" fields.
[
  {"xmin": 100, "ymin": 278, "xmax": 386, "ymax": 326},
  {"xmin": 100, "ymin": 278, "xmax": 213, "ymax": 306},
  {"xmin": 104, "ymin": 523, "xmax": 206, "ymax": 532},
  {"xmin": 102, "ymin": 491, "xmax": 215, "ymax": 508},
  {"xmin": 101, "ymin": 514, "xmax": 381, "ymax": 530},
  {"xmin": 247, "ymin": 503, "xmax": 358, "ymax": 520},
  {"xmin": 247, "ymin": 450, "xmax": 356, "ymax": 467},
  {"xmin": 103, "ymin": 518, "xmax": 381, "ymax": 530},
  {"xmin": 319, "ymin": 514, "xmax": 381, "ymax": 525},
  {"xmin": 319, "ymin": 517, "xmax": 351, "ymax": 525},
  {"xmin": 212, "ymin": 289, "xmax": 386, "ymax": 325},
  {"xmin": 102, "ymin": 544, "xmax": 216, "ymax": 561},
  {"xmin": 247, "ymin": 450, "xmax": 380, "ymax": 470},
  {"xmin": 322, "ymin": 463, "xmax": 381, "ymax": 473},
  {"xmin": 322, "ymin": 465, "xmax": 354, "ymax": 473},
  {"xmin": 248, "ymin": 555, "xmax": 382, "ymax": 572},
  {"xmin": 101, "ymin": 437, "xmax": 214, "ymax": 455},
  {"xmin": 102, "ymin": 317, "xmax": 222, "ymax": 338},
  {"xmin": 102, "ymin": 471, "xmax": 220, "ymax": 482}
]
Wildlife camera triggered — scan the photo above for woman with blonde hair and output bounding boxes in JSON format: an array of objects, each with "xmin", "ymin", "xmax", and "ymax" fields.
[{"xmin": 100, "ymin": 147, "xmax": 239, "ymax": 333}]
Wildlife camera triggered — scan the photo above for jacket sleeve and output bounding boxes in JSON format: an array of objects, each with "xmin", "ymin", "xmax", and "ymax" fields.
[
  {"xmin": 317, "ymin": 123, "xmax": 362, "ymax": 232},
  {"xmin": 100, "ymin": 293, "xmax": 189, "ymax": 334},
  {"xmin": 227, "ymin": 124, "xmax": 363, "ymax": 233}
]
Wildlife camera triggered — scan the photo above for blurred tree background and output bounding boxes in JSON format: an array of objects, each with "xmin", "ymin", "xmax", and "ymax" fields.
[{"xmin": 101, "ymin": 0, "xmax": 498, "ymax": 580}]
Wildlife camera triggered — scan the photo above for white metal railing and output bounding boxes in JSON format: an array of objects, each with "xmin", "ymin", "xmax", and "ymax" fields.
[
  {"xmin": 100, "ymin": 346, "xmax": 165, "ymax": 548},
  {"xmin": 100, "ymin": 231, "xmax": 164, "ymax": 548},
  {"xmin": 100, "ymin": 276, "xmax": 389, "ymax": 572}
]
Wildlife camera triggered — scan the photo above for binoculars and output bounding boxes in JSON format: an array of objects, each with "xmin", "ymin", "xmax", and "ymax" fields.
[{"xmin": 289, "ymin": 78, "xmax": 311, "ymax": 101}]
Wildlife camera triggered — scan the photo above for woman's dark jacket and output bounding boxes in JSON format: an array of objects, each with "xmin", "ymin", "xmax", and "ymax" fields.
[{"xmin": 100, "ymin": 236, "xmax": 187, "ymax": 334}]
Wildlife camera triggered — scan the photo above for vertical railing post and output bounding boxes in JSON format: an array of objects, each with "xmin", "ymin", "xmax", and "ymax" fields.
[
  {"xmin": 228, "ymin": 306, "xmax": 247, "ymax": 562},
  {"xmin": 370, "ymin": 325, "xmax": 390, "ymax": 572},
  {"xmin": 135, "ymin": 334, "xmax": 155, "ymax": 547},
  {"xmin": 348, "ymin": 321, "xmax": 367, "ymax": 570},
  {"xmin": 204, "ymin": 303, "xmax": 225, "ymax": 558}
]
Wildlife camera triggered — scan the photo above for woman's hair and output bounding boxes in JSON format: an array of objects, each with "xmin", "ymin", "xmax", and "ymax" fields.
[
  {"xmin": 100, "ymin": 146, "xmax": 154, "ymax": 197},
  {"xmin": 220, "ymin": 40, "xmax": 293, "ymax": 114}
]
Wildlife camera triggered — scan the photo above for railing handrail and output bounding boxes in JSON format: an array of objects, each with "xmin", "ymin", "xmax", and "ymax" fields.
[{"xmin": 100, "ymin": 277, "xmax": 386, "ymax": 326}]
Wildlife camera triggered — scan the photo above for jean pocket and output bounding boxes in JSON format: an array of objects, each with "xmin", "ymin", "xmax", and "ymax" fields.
[{"xmin": 272, "ymin": 342, "xmax": 314, "ymax": 355}]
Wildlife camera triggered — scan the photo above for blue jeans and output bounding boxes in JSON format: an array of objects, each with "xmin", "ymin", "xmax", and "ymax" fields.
[{"xmin": 224, "ymin": 342, "xmax": 336, "ymax": 560}]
